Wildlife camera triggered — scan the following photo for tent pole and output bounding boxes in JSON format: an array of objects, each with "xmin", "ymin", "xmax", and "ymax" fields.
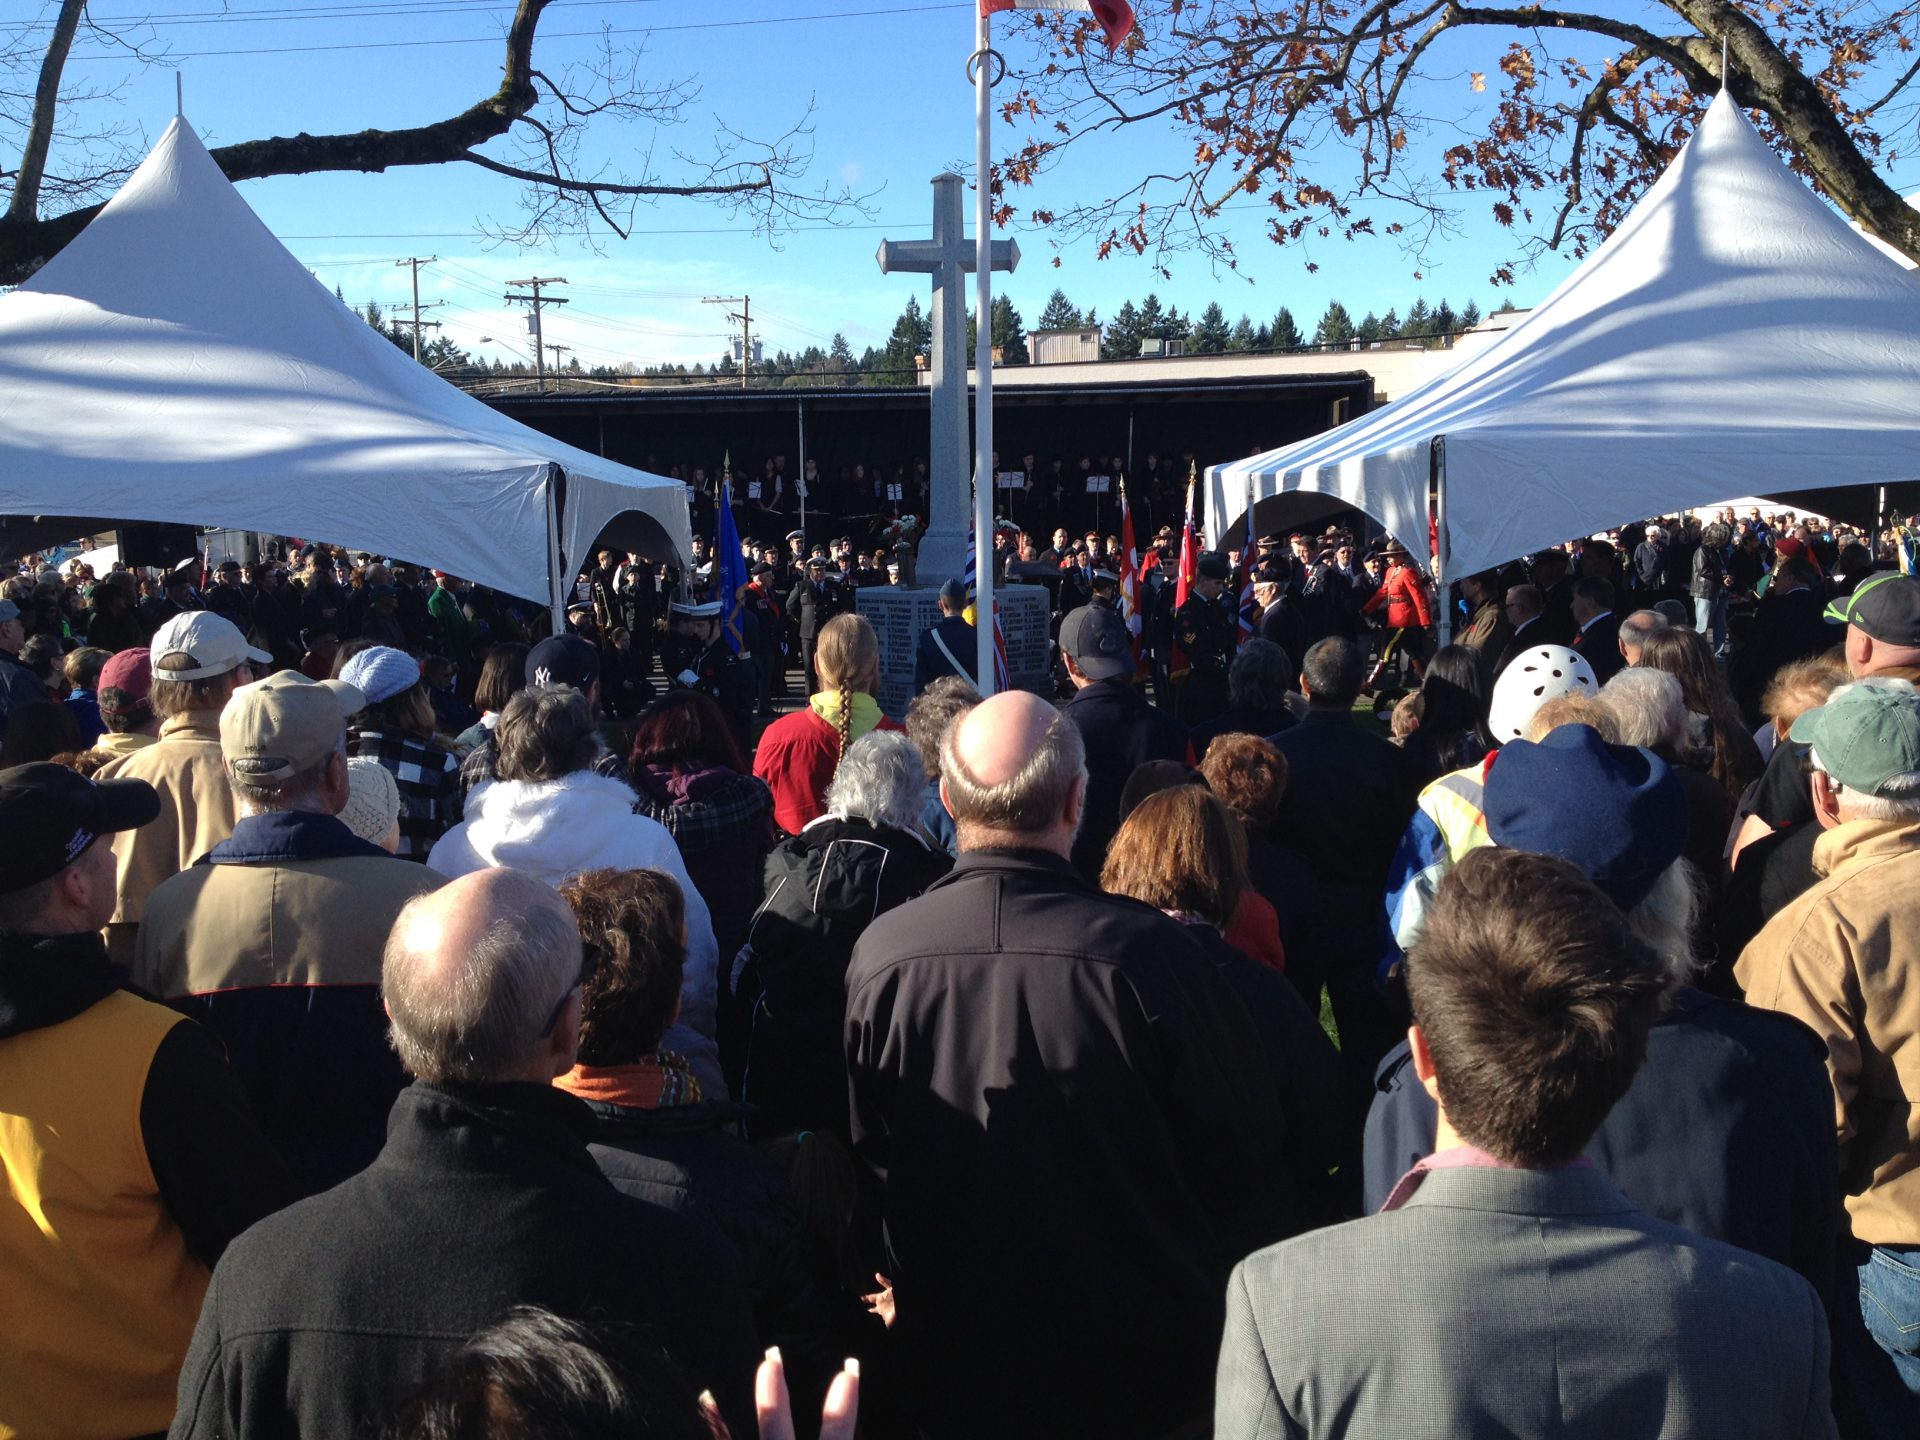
[
  {"xmin": 1432, "ymin": 437, "xmax": 1451, "ymax": 648},
  {"xmin": 797, "ymin": 397, "xmax": 808, "ymax": 544},
  {"xmin": 546, "ymin": 464, "xmax": 565, "ymax": 635}
]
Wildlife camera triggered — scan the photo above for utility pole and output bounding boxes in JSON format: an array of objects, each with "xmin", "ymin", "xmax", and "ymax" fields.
[
  {"xmin": 506, "ymin": 277, "xmax": 569, "ymax": 394},
  {"xmin": 703, "ymin": 294, "xmax": 752, "ymax": 390},
  {"xmin": 394, "ymin": 256, "xmax": 443, "ymax": 362},
  {"xmin": 543, "ymin": 342, "xmax": 572, "ymax": 377}
]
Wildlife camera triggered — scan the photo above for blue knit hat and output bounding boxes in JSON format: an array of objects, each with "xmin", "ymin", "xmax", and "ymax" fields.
[
  {"xmin": 339, "ymin": 646, "xmax": 420, "ymax": 706},
  {"xmin": 1483, "ymin": 724, "xmax": 1689, "ymax": 911}
]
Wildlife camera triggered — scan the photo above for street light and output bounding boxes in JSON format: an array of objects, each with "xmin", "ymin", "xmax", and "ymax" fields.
[{"xmin": 476, "ymin": 336, "xmax": 537, "ymax": 385}]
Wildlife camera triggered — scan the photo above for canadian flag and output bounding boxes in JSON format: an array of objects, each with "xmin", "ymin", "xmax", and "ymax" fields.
[{"xmin": 982, "ymin": 0, "xmax": 1135, "ymax": 51}]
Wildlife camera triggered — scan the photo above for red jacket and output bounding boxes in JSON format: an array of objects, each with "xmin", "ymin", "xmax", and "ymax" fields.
[
  {"xmin": 1363, "ymin": 561, "xmax": 1433, "ymax": 629},
  {"xmin": 752, "ymin": 707, "xmax": 906, "ymax": 835}
]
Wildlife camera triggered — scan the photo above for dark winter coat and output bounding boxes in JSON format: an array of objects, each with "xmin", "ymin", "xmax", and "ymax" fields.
[
  {"xmin": 1060, "ymin": 676, "xmax": 1192, "ymax": 883},
  {"xmin": 733, "ymin": 815, "xmax": 951, "ymax": 1141},
  {"xmin": 844, "ymin": 848, "xmax": 1302, "ymax": 1440},
  {"xmin": 168, "ymin": 1082, "xmax": 761, "ymax": 1440},
  {"xmin": 581, "ymin": 1094, "xmax": 837, "ymax": 1396}
]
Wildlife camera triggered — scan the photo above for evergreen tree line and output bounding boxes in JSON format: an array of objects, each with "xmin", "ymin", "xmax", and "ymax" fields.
[{"xmin": 346, "ymin": 285, "xmax": 1517, "ymax": 389}]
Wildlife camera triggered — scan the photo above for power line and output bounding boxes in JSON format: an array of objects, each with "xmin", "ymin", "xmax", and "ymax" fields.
[
  {"xmin": 65, "ymin": 2, "xmax": 964, "ymax": 59},
  {"xmin": 0, "ymin": 0, "xmax": 663, "ymax": 32}
]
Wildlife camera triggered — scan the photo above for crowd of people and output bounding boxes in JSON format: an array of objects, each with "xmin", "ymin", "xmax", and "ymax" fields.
[{"xmin": 1, "ymin": 497, "xmax": 1917, "ymax": 1439}]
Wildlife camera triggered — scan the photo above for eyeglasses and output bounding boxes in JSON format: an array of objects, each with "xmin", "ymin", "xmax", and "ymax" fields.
[{"xmin": 540, "ymin": 940, "xmax": 602, "ymax": 1038}]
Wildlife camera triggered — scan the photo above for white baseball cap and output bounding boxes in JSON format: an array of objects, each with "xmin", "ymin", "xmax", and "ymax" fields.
[{"xmin": 150, "ymin": 611, "xmax": 272, "ymax": 681}]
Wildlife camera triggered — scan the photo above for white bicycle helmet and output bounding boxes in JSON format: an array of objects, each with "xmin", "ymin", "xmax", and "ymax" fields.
[{"xmin": 1489, "ymin": 644, "xmax": 1598, "ymax": 742}]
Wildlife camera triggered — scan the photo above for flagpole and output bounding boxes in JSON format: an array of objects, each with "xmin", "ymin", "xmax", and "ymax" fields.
[{"xmin": 973, "ymin": 2, "xmax": 998, "ymax": 697}]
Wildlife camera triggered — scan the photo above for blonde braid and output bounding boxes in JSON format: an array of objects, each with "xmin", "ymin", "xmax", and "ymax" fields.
[{"xmin": 833, "ymin": 679, "xmax": 854, "ymax": 777}]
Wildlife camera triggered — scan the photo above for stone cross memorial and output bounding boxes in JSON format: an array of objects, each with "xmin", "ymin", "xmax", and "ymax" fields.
[
  {"xmin": 876, "ymin": 170, "xmax": 1018, "ymax": 587},
  {"xmin": 861, "ymin": 169, "xmax": 1049, "ymax": 716}
]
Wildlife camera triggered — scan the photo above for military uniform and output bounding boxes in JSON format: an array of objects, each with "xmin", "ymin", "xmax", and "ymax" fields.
[
  {"xmin": 1173, "ymin": 588, "xmax": 1236, "ymax": 725},
  {"xmin": 667, "ymin": 600, "xmax": 757, "ymax": 745}
]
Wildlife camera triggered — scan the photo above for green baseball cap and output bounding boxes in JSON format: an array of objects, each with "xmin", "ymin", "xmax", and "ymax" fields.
[
  {"xmin": 1823, "ymin": 571, "xmax": 1920, "ymax": 645},
  {"xmin": 1790, "ymin": 678, "xmax": 1920, "ymax": 797}
]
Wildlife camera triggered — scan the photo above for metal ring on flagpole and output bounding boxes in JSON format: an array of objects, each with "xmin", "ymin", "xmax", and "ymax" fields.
[{"xmin": 966, "ymin": 46, "xmax": 1006, "ymax": 86}]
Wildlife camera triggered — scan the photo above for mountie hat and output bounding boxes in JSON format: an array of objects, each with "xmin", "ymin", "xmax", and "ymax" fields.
[
  {"xmin": 1060, "ymin": 603, "xmax": 1133, "ymax": 682},
  {"xmin": 525, "ymin": 634, "xmax": 600, "ymax": 691},
  {"xmin": 1792, "ymin": 677, "xmax": 1920, "ymax": 797},
  {"xmin": 221, "ymin": 671, "xmax": 365, "ymax": 783},
  {"xmin": 1196, "ymin": 552, "xmax": 1232, "ymax": 582},
  {"xmin": 1824, "ymin": 571, "xmax": 1920, "ymax": 647},
  {"xmin": 1483, "ymin": 724, "xmax": 1689, "ymax": 911},
  {"xmin": 150, "ymin": 612, "xmax": 272, "ymax": 681},
  {"xmin": 339, "ymin": 646, "xmax": 420, "ymax": 706},
  {"xmin": 0, "ymin": 763, "xmax": 160, "ymax": 894}
]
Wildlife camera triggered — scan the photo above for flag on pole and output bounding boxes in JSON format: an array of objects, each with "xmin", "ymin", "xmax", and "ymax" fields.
[
  {"xmin": 1168, "ymin": 471, "xmax": 1197, "ymax": 684},
  {"xmin": 1118, "ymin": 479, "xmax": 1151, "ymax": 683},
  {"xmin": 1235, "ymin": 490, "xmax": 1258, "ymax": 645},
  {"xmin": 964, "ymin": 529, "xmax": 1011, "ymax": 691},
  {"xmin": 982, "ymin": 0, "xmax": 1135, "ymax": 51},
  {"xmin": 716, "ymin": 479, "xmax": 751, "ymax": 656}
]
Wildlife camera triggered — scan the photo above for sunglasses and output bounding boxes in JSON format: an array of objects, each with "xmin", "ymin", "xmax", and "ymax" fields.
[{"xmin": 539, "ymin": 939, "xmax": 603, "ymax": 1038}]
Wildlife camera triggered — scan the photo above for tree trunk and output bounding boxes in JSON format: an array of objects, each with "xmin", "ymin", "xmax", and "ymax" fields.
[
  {"xmin": 6, "ymin": 0, "xmax": 88, "ymax": 226},
  {"xmin": 1667, "ymin": 0, "xmax": 1920, "ymax": 261}
]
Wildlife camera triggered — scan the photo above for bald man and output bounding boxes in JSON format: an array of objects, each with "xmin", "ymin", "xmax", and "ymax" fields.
[
  {"xmin": 844, "ymin": 691, "xmax": 1301, "ymax": 1440},
  {"xmin": 170, "ymin": 868, "xmax": 760, "ymax": 1440}
]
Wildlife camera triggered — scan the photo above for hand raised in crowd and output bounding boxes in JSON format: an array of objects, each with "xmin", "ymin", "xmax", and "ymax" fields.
[
  {"xmin": 862, "ymin": 1271, "xmax": 897, "ymax": 1328},
  {"xmin": 700, "ymin": 1346, "xmax": 858, "ymax": 1440}
]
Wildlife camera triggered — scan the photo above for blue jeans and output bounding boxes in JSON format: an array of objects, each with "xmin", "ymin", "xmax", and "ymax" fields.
[
  {"xmin": 1694, "ymin": 595, "xmax": 1727, "ymax": 652},
  {"xmin": 1863, "ymin": 1245, "xmax": 1920, "ymax": 1394}
]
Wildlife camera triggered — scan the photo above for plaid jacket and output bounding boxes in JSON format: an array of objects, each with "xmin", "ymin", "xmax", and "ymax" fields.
[{"xmin": 347, "ymin": 728, "xmax": 463, "ymax": 861}]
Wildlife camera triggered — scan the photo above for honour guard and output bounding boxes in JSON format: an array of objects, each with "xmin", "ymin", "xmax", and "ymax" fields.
[{"xmin": 666, "ymin": 599, "xmax": 756, "ymax": 746}]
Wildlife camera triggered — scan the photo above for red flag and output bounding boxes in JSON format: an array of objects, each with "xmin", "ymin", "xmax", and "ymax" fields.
[
  {"xmin": 982, "ymin": 0, "xmax": 1135, "ymax": 51},
  {"xmin": 1169, "ymin": 475, "xmax": 1197, "ymax": 684}
]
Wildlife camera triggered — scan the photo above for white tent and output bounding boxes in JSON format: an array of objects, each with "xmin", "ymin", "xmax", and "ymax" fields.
[
  {"xmin": 1206, "ymin": 92, "xmax": 1920, "ymax": 585},
  {"xmin": 0, "ymin": 117, "xmax": 690, "ymax": 612}
]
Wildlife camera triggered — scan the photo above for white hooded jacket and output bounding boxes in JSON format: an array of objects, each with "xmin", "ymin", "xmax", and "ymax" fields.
[{"xmin": 426, "ymin": 771, "xmax": 720, "ymax": 1044}]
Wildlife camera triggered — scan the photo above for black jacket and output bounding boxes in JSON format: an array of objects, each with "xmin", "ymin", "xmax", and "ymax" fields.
[
  {"xmin": 169, "ymin": 1082, "xmax": 760, "ymax": 1440},
  {"xmin": 845, "ymin": 848, "xmax": 1301, "ymax": 1440},
  {"xmin": 1363, "ymin": 986, "xmax": 1838, "ymax": 1304},
  {"xmin": 912, "ymin": 613, "xmax": 979, "ymax": 692},
  {"xmin": 1060, "ymin": 676, "xmax": 1191, "ymax": 882},
  {"xmin": 1572, "ymin": 611, "xmax": 1624, "ymax": 684},
  {"xmin": 583, "ymin": 1094, "xmax": 837, "ymax": 1403},
  {"xmin": 734, "ymin": 816, "xmax": 951, "ymax": 1141}
]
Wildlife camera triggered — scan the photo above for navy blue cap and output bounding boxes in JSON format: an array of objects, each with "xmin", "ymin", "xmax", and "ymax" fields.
[{"xmin": 525, "ymin": 634, "xmax": 600, "ymax": 691}]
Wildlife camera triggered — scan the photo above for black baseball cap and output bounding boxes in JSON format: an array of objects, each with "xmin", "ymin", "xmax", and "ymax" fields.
[
  {"xmin": 0, "ymin": 764, "xmax": 159, "ymax": 893},
  {"xmin": 1825, "ymin": 572, "xmax": 1920, "ymax": 646},
  {"xmin": 1060, "ymin": 604, "xmax": 1132, "ymax": 681}
]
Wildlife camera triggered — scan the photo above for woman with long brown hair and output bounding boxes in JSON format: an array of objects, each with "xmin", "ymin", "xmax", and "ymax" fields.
[
  {"xmin": 1637, "ymin": 626, "xmax": 1762, "ymax": 805},
  {"xmin": 752, "ymin": 612, "xmax": 902, "ymax": 834}
]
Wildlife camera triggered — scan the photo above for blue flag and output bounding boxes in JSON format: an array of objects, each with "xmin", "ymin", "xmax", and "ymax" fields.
[{"xmin": 716, "ymin": 481, "xmax": 751, "ymax": 656}]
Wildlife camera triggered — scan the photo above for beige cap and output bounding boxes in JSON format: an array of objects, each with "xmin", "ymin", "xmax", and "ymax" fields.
[
  {"xmin": 220, "ymin": 671, "xmax": 364, "ymax": 782},
  {"xmin": 340, "ymin": 757, "xmax": 401, "ymax": 846}
]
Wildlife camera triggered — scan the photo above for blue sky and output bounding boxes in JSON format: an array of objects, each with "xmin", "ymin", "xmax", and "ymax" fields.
[{"xmin": 29, "ymin": 0, "xmax": 1916, "ymax": 368}]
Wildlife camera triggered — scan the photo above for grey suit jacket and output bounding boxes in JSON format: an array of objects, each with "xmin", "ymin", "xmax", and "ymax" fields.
[{"xmin": 1215, "ymin": 1165, "xmax": 1834, "ymax": 1440}]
